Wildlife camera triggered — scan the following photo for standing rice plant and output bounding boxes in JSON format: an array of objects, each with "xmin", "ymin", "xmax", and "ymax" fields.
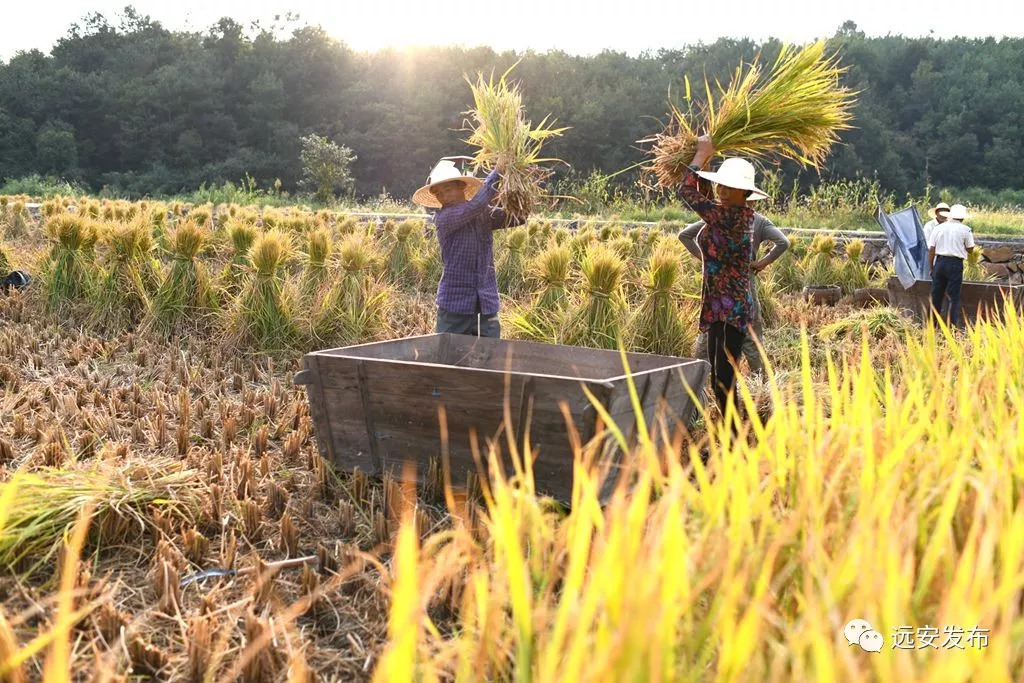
[
  {"xmin": 89, "ymin": 216, "xmax": 158, "ymax": 330},
  {"xmin": 147, "ymin": 218, "xmax": 214, "ymax": 335},
  {"xmin": 463, "ymin": 62, "xmax": 569, "ymax": 217},
  {"xmin": 563, "ymin": 244, "xmax": 627, "ymax": 349},
  {"xmin": 755, "ymin": 267, "xmax": 781, "ymax": 328},
  {"xmin": 229, "ymin": 229, "xmax": 300, "ymax": 350},
  {"xmin": 646, "ymin": 40, "xmax": 857, "ymax": 186},
  {"xmin": 40, "ymin": 214, "xmax": 97, "ymax": 312},
  {"xmin": 628, "ymin": 244, "xmax": 696, "ymax": 356},
  {"xmin": 497, "ymin": 228, "xmax": 529, "ymax": 296}
]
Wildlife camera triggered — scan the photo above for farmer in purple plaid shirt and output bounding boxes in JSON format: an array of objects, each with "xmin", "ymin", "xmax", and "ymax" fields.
[{"xmin": 412, "ymin": 159, "xmax": 524, "ymax": 337}]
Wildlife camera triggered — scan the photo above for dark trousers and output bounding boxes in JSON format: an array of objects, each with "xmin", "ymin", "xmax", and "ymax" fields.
[
  {"xmin": 436, "ymin": 306, "xmax": 501, "ymax": 338},
  {"xmin": 931, "ymin": 256, "xmax": 964, "ymax": 326},
  {"xmin": 706, "ymin": 322, "xmax": 745, "ymax": 413}
]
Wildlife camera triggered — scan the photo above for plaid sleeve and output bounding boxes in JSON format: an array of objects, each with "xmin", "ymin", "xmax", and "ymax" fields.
[{"xmin": 435, "ymin": 169, "xmax": 501, "ymax": 237}]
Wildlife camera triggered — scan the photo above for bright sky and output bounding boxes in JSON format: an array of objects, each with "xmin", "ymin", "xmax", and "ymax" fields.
[{"xmin": 3, "ymin": 0, "xmax": 1024, "ymax": 61}]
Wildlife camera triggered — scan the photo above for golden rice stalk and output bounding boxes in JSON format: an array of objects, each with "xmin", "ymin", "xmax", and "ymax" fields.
[
  {"xmin": 497, "ymin": 228, "xmax": 529, "ymax": 296},
  {"xmin": 229, "ymin": 229, "xmax": 300, "ymax": 351},
  {"xmin": 0, "ymin": 459, "xmax": 201, "ymax": 578},
  {"xmin": 89, "ymin": 217, "xmax": 158, "ymax": 330},
  {"xmin": 563, "ymin": 244, "xmax": 627, "ymax": 349},
  {"xmin": 645, "ymin": 40, "xmax": 857, "ymax": 186},
  {"xmin": 463, "ymin": 61, "xmax": 569, "ymax": 217},
  {"xmin": 40, "ymin": 214, "xmax": 98, "ymax": 311},
  {"xmin": 627, "ymin": 244, "xmax": 695, "ymax": 355},
  {"xmin": 527, "ymin": 242, "xmax": 573, "ymax": 310},
  {"xmin": 148, "ymin": 218, "xmax": 215, "ymax": 335},
  {"xmin": 301, "ymin": 227, "xmax": 333, "ymax": 298}
]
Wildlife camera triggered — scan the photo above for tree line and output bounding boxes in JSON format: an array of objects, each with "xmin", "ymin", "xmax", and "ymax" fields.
[{"xmin": 1, "ymin": 11, "xmax": 1022, "ymax": 202}]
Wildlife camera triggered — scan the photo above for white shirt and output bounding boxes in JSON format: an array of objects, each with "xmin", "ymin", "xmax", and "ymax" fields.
[
  {"xmin": 923, "ymin": 218, "xmax": 943, "ymax": 244},
  {"xmin": 927, "ymin": 220, "xmax": 975, "ymax": 259}
]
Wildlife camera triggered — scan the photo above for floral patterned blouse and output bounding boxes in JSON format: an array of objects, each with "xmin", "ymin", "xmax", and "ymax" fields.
[{"xmin": 679, "ymin": 165, "xmax": 754, "ymax": 334}]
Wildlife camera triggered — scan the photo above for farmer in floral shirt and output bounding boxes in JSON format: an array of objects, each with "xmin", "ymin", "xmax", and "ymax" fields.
[{"xmin": 678, "ymin": 135, "xmax": 766, "ymax": 414}]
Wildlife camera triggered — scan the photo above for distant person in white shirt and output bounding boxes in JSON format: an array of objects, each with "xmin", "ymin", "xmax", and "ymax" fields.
[
  {"xmin": 927, "ymin": 203, "xmax": 976, "ymax": 327},
  {"xmin": 922, "ymin": 201, "xmax": 950, "ymax": 245}
]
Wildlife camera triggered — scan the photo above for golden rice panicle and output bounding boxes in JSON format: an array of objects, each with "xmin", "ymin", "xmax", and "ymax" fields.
[
  {"xmin": 646, "ymin": 39, "xmax": 857, "ymax": 186},
  {"xmin": 463, "ymin": 61, "xmax": 569, "ymax": 218},
  {"xmin": 249, "ymin": 229, "xmax": 294, "ymax": 278}
]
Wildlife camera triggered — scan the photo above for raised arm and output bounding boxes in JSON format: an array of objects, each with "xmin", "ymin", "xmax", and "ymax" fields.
[
  {"xmin": 677, "ymin": 134, "xmax": 719, "ymax": 222},
  {"xmin": 434, "ymin": 168, "xmax": 501, "ymax": 236}
]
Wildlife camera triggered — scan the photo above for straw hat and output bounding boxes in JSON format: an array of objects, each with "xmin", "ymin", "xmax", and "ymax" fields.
[
  {"xmin": 947, "ymin": 204, "xmax": 969, "ymax": 221},
  {"xmin": 412, "ymin": 159, "xmax": 483, "ymax": 209},
  {"xmin": 929, "ymin": 201, "xmax": 950, "ymax": 218},
  {"xmin": 696, "ymin": 158, "xmax": 768, "ymax": 201}
]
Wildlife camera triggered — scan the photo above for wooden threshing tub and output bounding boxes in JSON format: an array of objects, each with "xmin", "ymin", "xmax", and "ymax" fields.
[
  {"xmin": 887, "ymin": 276, "xmax": 1024, "ymax": 323},
  {"xmin": 295, "ymin": 333, "xmax": 709, "ymax": 502}
]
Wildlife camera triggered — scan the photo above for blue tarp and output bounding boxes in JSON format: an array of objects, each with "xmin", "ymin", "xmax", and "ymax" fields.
[{"xmin": 875, "ymin": 204, "xmax": 928, "ymax": 289}]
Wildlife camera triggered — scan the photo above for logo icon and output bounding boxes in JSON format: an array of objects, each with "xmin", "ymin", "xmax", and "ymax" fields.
[{"xmin": 844, "ymin": 619, "xmax": 883, "ymax": 652}]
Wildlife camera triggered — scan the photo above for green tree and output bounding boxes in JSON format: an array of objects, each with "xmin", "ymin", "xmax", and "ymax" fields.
[{"xmin": 299, "ymin": 133, "xmax": 356, "ymax": 202}]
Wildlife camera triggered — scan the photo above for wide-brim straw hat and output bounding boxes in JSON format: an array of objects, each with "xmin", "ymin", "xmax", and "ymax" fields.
[
  {"xmin": 412, "ymin": 160, "xmax": 483, "ymax": 209},
  {"xmin": 696, "ymin": 158, "xmax": 768, "ymax": 201},
  {"xmin": 929, "ymin": 202, "xmax": 950, "ymax": 218},
  {"xmin": 947, "ymin": 203, "xmax": 970, "ymax": 221}
]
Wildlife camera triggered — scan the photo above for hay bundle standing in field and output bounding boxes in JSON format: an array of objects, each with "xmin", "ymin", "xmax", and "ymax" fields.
[
  {"xmin": 646, "ymin": 40, "xmax": 856, "ymax": 187},
  {"xmin": 40, "ymin": 213, "xmax": 97, "ymax": 312},
  {"xmin": 90, "ymin": 216, "xmax": 159, "ymax": 330},
  {"xmin": 463, "ymin": 63, "xmax": 568, "ymax": 218},
  {"xmin": 148, "ymin": 217, "xmax": 215, "ymax": 335},
  {"xmin": 229, "ymin": 229, "xmax": 300, "ymax": 350},
  {"xmin": 628, "ymin": 244, "xmax": 698, "ymax": 357},
  {"xmin": 564, "ymin": 243, "xmax": 627, "ymax": 349},
  {"xmin": 413, "ymin": 159, "xmax": 525, "ymax": 339}
]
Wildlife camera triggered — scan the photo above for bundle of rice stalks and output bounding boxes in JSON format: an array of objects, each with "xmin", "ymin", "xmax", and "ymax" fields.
[
  {"xmin": 337, "ymin": 233, "xmax": 381, "ymax": 297},
  {"xmin": 313, "ymin": 273, "xmax": 394, "ymax": 346},
  {"xmin": 0, "ymin": 459, "xmax": 202, "ymax": 577},
  {"xmin": 229, "ymin": 229, "xmax": 300, "ymax": 350},
  {"xmin": 89, "ymin": 217, "xmax": 159, "ymax": 330},
  {"xmin": 300, "ymin": 227, "xmax": 333, "ymax": 298},
  {"xmin": 463, "ymin": 62, "xmax": 569, "ymax": 217},
  {"xmin": 628, "ymin": 245, "xmax": 697, "ymax": 356},
  {"xmin": 838, "ymin": 238, "xmax": 871, "ymax": 294},
  {"xmin": 755, "ymin": 266, "xmax": 781, "ymax": 328},
  {"xmin": 0, "ymin": 242, "xmax": 9, "ymax": 274},
  {"xmin": 220, "ymin": 219, "xmax": 259, "ymax": 295},
  {"xmin": 563, "ymin": 244, "xmax": 627, "ymax": 349},
  {"xmin": 413, "ymin": 236, "xmax": 443, "ymax": 289},
  {"xmin": 819, "ymin": 307, "xmax": 911, "ymax": 342},
  {"xmin": 800, "ymin": 233, "xmax": 842, "ymax": 288},
  {"xmin": 40, "ymin": 214, "xmax": 98, "ymax": 312},
  {"xmin": 645, "ymin": 40, "xmax": 856, "ymax": 187},
  {"xmin": 771, "ymin": 250, "xmax": 804, "ymax": 294},
  {"xmin": 148, "ymin": 218, "xmax": 215, "ymax": 335},
  {"xmin": 965, "ymin": 247, "xmax": 996, "ymax": 282},
  {"xmin": 4, "ymin": 201, "xmax": 29, "ymax": 238},
  {"xmin": 497, "ymin": 228, "xmax": 529, "ymax": 296},
  {"xmin": 527, "ymin": 242, "xmax": 573, "ymax": 310},
  {"xmin": 386, "ymin": 219, "xmax": 422, "ymax": 284},
  {"xmin": 552, "ymin": 226, "xmax": 571, "ymax": 246}
]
